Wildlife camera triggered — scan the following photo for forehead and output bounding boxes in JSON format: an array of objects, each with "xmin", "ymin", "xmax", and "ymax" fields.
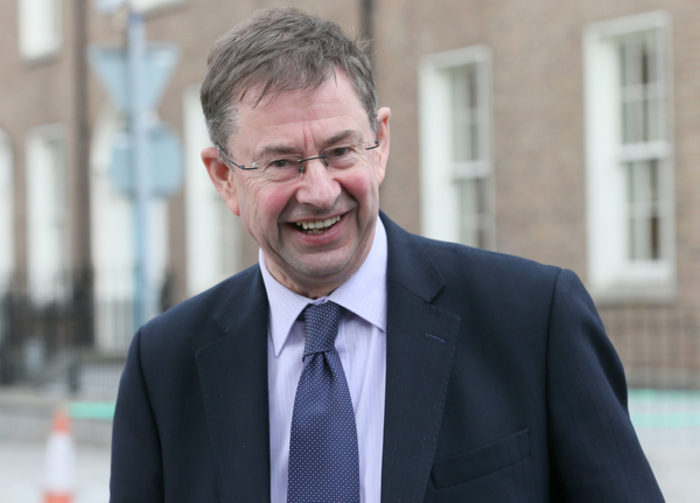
[{"xmin": 231, "ymin": 73, "xmax": 369, "ymax": 151}]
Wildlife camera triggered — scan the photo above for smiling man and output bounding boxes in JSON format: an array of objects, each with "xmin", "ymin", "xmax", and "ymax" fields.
[
  {"xmin": 110, "ymin": 8, "xmax": 664, "ymax": 503},
  {"xmin": 205, "ymin": 70, "xmax": 390, "ymax": 299}
]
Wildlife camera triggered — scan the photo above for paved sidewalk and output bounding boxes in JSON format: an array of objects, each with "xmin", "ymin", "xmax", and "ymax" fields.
[
  {"xmin": 638, "ymin": 429, "xmax": 700, "ymax": 503},
  {"xmin": 0, "ymin": 439, "xmax": 110, "ymax": 503},
  {"xmin": 630, "ymin": 389, "xmax": 700, "ymax": 503}
]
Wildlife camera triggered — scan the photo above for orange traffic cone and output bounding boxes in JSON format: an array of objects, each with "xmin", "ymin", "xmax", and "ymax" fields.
[{"xmin": 44, "ymin": 406, "xmax": 76, "ymax": 503}]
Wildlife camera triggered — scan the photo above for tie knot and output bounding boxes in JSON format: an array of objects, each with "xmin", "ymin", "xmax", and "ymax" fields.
[{"xmin": 302, "ymin": 301, "xmax": 345, "ymax": 357}]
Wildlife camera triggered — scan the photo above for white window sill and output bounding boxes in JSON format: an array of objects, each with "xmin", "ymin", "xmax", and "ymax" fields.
[
  {"xmin": 21, "ymin": 47, "xmax": 61, "ymax": 64},
  {"xmin": 590, "ymin": 263, "xmax": 676, "ymax": 305}
]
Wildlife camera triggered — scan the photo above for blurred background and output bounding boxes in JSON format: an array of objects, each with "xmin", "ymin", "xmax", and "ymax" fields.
[{"xmin": 0, "ymin": 0, "xmax": 699, "ymax": 501}]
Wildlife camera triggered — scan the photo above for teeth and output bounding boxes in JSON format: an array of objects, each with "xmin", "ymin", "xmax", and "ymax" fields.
[{"xmin": 295, "ymin": 215, "xmax": 341, "ymax": 231}]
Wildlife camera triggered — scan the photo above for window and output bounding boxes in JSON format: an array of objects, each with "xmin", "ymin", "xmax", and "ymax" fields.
[
  {"xmin": 26, "ymin": 125, "xmax": 70, "ymax": 303},
  {"xmin": 0, "ymin": 131, "xmax": 14, "ymax": 291},
  {"xmin": 0, "ymin": 131, "xmax": 12, "ymax": 343},
  {"xmin": 584, "ymin": 12, "xmax": 674, "ymax": 302},
  {"xmin": 183, "ymin": 85, "xmax": 241, "ymax": 296},
  {"xmin": 89, "ymin": 105, "xmax": 171, "ymax": 351},
  {"xmin": 620, "ymin": 31, "xmax": 665, "ymax": 262},
  {"xmin": 18, "ymin": 0, "xmax": 62, "ymax": 60},
  {"xmin": 419, "ymin": 46, "xmax": 495, "ymax": 249}
]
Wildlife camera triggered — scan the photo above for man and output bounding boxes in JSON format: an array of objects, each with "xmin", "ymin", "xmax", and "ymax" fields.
[{"xmin": 110, "ymin": 7, "xmax": 664, "ymax": 503}]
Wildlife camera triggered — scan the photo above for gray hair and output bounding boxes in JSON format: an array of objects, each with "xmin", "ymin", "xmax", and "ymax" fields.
[{"xmin": 200, "ymin": 7, "xmax": 378, "ymax": 156}]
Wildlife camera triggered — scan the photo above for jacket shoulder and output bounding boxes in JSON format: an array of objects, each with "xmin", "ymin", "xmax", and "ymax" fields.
[
  {"xmin": 137, "ymin": 264, "xmax": 265, "ymax": 352},
  {"xmin": 420, "ymin": 235, "xmax": 562, "ymax": 284}
]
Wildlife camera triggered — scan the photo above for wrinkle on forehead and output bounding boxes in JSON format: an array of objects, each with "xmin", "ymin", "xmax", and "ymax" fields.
[
  {"xmin": 232, "ymin": 73, "xmax": 371, "ymax": 163},
  {"xmin": 254, "ymin": 130, "xmax": 362, "ymax": 158}
]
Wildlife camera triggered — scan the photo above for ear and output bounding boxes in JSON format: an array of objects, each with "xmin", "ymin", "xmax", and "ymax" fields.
[
  {"xmin": 374, "ymin": 106, "xmax": 391, "ymax": 185},
  {"xmin": 201, "ymin": 146, "xmax": 240, "ymax": 216}
]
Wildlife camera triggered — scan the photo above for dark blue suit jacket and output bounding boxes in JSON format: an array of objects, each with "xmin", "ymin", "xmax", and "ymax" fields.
[{"xmin": 110, "ymin": 213, "xmax": 664, "ymax": 502}]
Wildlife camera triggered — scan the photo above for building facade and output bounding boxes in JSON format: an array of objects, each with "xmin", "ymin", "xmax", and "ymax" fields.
[{"xmin": 0, "ymin": 0, "xmax": 698, "ymax": 389}]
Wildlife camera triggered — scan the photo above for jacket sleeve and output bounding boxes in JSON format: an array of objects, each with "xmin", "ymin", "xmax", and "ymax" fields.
[
  {"xmin": 546, "ymin": 269, "xmax": 664, "ymax": 502},
  {"xmin": 110, "ymin": 329, "xmax": 165, "ymax": 503}
]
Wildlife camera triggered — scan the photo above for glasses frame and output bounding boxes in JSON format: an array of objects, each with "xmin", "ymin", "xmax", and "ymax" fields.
[{"xmin": 216, "ymin": 139, "xmax": 380, "ymax": 174}]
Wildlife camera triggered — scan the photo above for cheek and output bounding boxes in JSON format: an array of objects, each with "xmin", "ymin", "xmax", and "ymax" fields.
[
  {"xmin": 341, "ymin": 170, "xmax": 379, "ymax": 208},
  {"xmin": 244, "ymin": 185, "xmax": 294, "ymax": 229}
]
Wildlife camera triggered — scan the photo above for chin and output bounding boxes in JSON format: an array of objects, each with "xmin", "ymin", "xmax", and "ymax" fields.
[{"xmin": 291, "ymin": 252, "xmax": 356, "ymax": 283}]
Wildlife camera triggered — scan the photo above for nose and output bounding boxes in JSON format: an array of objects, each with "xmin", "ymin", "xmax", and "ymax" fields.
[{"xmin": 294, "ymin": 157, "xmax": 341, "ymax": 209}]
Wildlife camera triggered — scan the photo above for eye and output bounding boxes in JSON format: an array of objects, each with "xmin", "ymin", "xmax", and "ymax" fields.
[
  {"xmin": 327, "ymin": 146, "xmax": 352, "ymax": 159},
  {"xmin": 268, "ymin": 158, "xmax": 295, "ymax": 169}
]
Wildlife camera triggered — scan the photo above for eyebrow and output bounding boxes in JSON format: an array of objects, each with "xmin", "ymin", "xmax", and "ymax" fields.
[
  {"xmin": 320, "ymin": 130, "xmax": 362, "ymax": 149},
  {"xmin": 254, "ymin": 130, "xmax": 363, "ymax": 158}
]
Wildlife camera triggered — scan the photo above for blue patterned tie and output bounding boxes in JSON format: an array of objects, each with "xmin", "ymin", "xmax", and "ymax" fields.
[{"xmin": 287, "ymin": 301, "xmax": 360, "ymax": 503}]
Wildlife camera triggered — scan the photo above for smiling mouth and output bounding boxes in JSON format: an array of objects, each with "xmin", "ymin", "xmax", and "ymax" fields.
[{"xmin": 294, "ymin": 215, "xmax": 342, "ymax": 234}]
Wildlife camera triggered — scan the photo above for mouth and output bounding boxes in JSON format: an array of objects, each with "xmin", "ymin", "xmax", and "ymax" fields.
[{"xmin": 293, "ymin": 215, "xmax": 342, "ymax": 234}]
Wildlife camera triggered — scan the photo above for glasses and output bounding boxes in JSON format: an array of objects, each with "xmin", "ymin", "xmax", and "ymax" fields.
[{"xmin": 217, "ymin": 139, "xmax": 380, "ymax": 183}]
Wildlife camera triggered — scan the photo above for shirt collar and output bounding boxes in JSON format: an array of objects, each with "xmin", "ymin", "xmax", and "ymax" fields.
[{"xmin": 260, "ymin": 216, "xmax": 388, "ymax": 358}]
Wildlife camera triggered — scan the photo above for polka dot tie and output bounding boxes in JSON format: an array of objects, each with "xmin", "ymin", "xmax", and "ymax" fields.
[{"xmin": 287, "ymin": 301, "xmax": 360, "ymax": 503}]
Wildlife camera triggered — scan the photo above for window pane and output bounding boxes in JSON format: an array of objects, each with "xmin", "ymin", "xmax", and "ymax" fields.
[
  {"xmin": 628, "ymin": 99, "xmax": 643, "ymax": 144},
  {"xmin": 451, "ymin": 64, "xmax": 481, "ymax": 162},
  {"xmin": 457, "ymin": 178, "xmax": 486, "ymax": 248},
  {"xmin": 622, "ymin": 101, "xmax": 632, "ymax": 144},
  {"xmin": 0, "ymin": 135, "xmax": 13, "ymax": 289},
  {"xmin": 452, "ymin": 67, "xmax": 470, "ymax": 110},
  {"xmin": 470, "ymin": 123, "xmax": 480, "ymax": 161},
  {"xmin": 468, "ymin": 64, "xmax": 479, "ymax": 109},
  {"xmin": 641, "ymin": 39, "xmax": 650, "ymax": 85},
  {"xmin": 646, "ymin": 94, "xmax": 660, "ymax": 141},
  {"xmin": 650, "ymin": 215, "xmax": 660, "ymax": 260},
  {"xmin": 453, "ymin": 123, "xmax": 470, "ymax": 162},
  {"xmin": 644, "ymin": 30, "xmax": 659, "ymax": 84},
  {"xmin": 619, "ymin": 30, "xmax": 662, "ymax": 146},
  {"xmin": 649, "ymin": 159, "xmax": 659, "ymax": 203},
  {"xmin": 27, "ymin": 128, "xmax": 70, "ymax": 303},
  {"xmin": 627, "ymin": 160, "xmax": 662, "ymax": 261}
]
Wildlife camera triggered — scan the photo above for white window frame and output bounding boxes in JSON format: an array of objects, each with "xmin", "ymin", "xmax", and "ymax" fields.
[
  {"xmin": 419, "ymin": 45, "xmax": 496, "ymax": 249},
  {"xmin": 26, "ymin": 124, "xmax": 70, "ymax": 304},
  {"xmin": 0, "ymin": 130, "xmax": 12, "ymax": 344},
  {"xmin": 132, "ymin": 0, "xmax": 183, "ymax": 14},
  {"xmin": 584, "ymin": 11, "xmax": 675, "ymax": 303},
  {"xmin": 0, "ymin": 131, "xmax": 14, "ymax": 291},
  {"xmin": 183, "ymin": 84, "xmax": 241, "ymax": 296},
  {"xmin": 18, "ymin": 0, "xmax": 62, "ymax": 61}
]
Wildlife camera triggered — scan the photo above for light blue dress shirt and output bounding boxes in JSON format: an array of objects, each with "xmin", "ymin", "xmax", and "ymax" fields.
[{"xmin": 261, "ymin": 217, "xmax": 388, "ymax": 503}]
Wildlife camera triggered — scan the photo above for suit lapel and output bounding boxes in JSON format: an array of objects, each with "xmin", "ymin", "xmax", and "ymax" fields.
[
  {"xmin": 193, "ymin": 217, "xmax": 461, "ymax": 503},
  {"xmin": 196, "ymin": 267, "xmax": 271, "ymax": 503},
  {"xmin": 380, "ymin": 215, "xmax": 461, "ymax": 502}
]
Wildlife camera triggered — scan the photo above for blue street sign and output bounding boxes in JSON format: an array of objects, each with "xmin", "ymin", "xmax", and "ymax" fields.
[
  {"xmin": 87, "ymin": 43, "xmax": 180, "ymax": 112},
  {"xmin": 110, "ymin": 120, "xmax": 183, "ymax": 198}
]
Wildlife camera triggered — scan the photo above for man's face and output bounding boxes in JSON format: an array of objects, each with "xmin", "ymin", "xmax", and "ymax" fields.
[{"xmin": 203, "ymin": 72, "xmax": 391, "ymax": 298}]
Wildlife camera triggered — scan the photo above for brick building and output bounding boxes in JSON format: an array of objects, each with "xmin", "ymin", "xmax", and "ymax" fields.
[{"xmin": 0, "ymin": 0, "xmax": 698, "ymax": 389}]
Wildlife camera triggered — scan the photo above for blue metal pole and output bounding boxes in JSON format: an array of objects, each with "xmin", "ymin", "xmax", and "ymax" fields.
[{"xmin": 127, "ymin": 10, "xmax": 155, "ymax": 331}]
